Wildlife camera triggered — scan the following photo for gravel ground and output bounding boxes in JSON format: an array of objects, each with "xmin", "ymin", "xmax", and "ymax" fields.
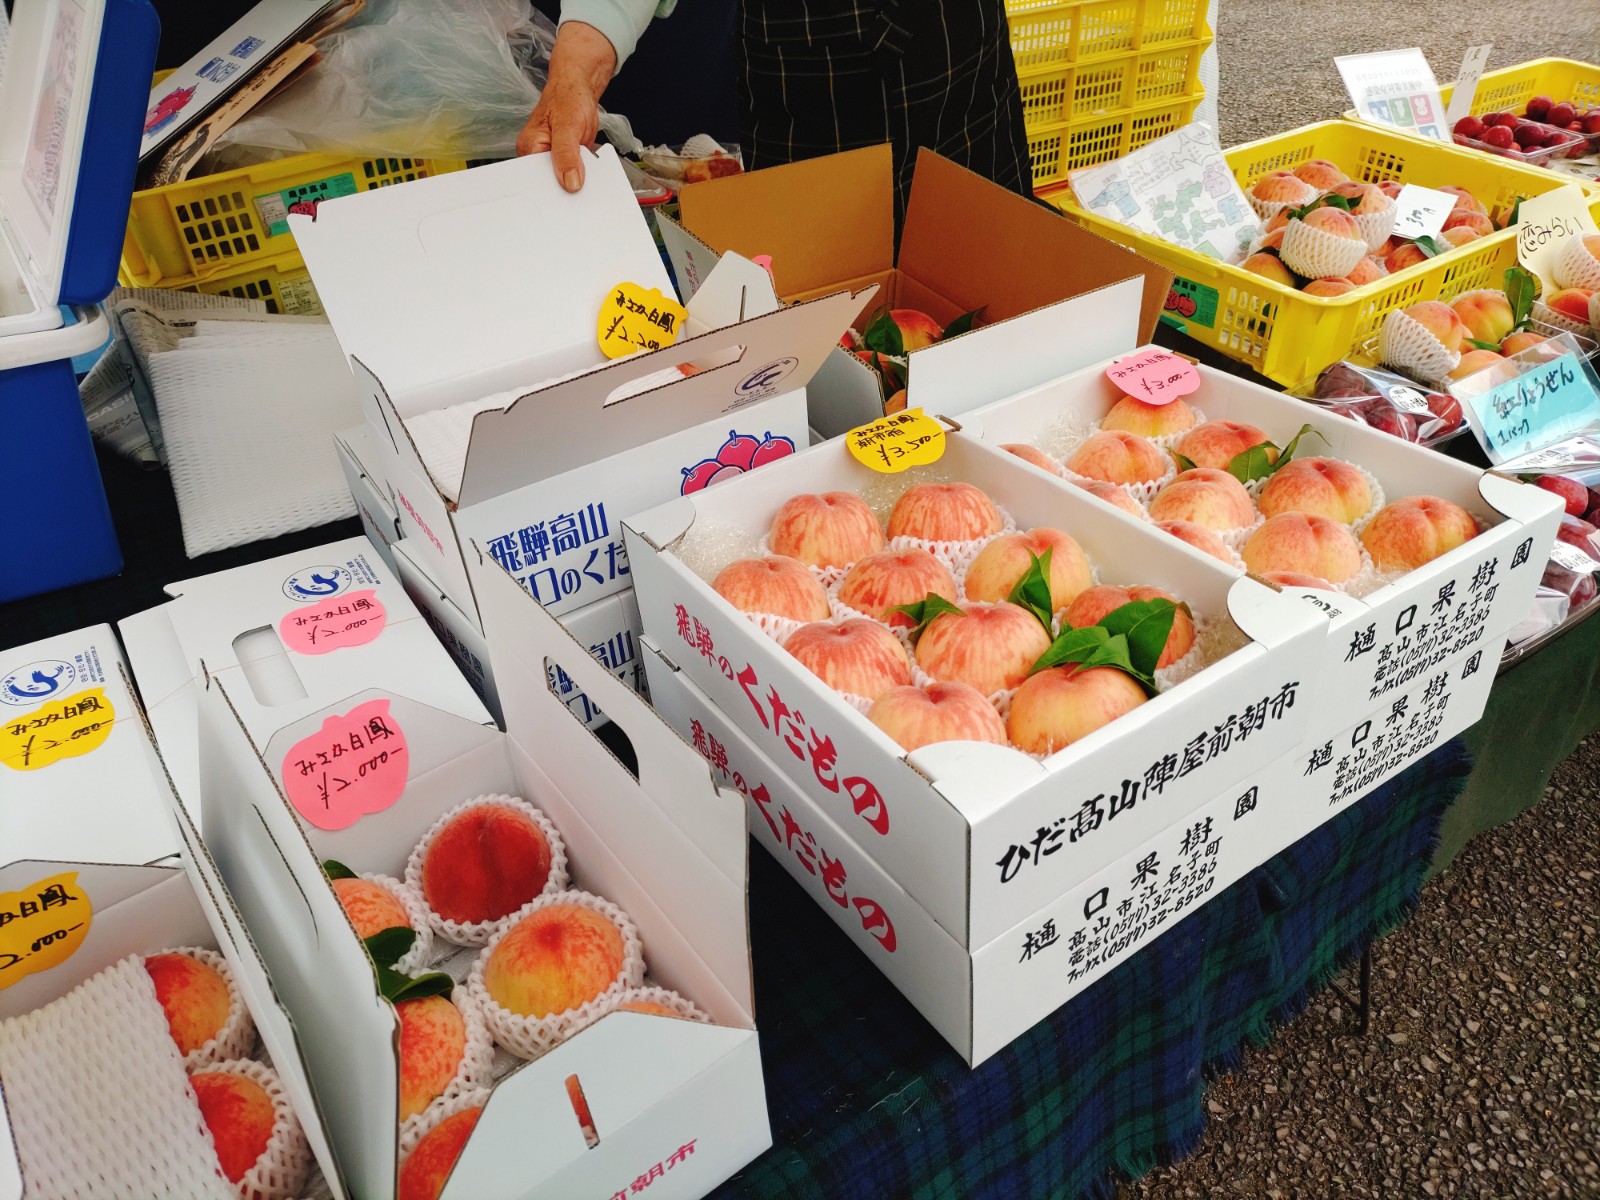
[
  {"xmin": 1214, "ymin": 2, "xmax": 1600, "ymax": 145},
  {"xmin": 1129, "ymin": 733, "xmax": 1600, "ymax": 1198}
]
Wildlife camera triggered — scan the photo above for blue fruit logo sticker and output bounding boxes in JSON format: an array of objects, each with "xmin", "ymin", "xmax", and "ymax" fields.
[
  {"xmin": 1, "ymin": 660, "xmax": 75, "ymax": 707},
  {"xmin": 680, "ymin": 430, "xmax": 796, "ymax": 495}
]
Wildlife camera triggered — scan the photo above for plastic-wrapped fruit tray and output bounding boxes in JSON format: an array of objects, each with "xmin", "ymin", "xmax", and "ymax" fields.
[{"xmin": 1454, "ymin": 119, "xmax": 1586, "ymax": 166}]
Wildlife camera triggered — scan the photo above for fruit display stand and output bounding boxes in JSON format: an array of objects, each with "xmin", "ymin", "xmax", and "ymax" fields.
[
  {"xmin": 190, "ymin": 549, "xmax": 771, "ymax": 1200},
  {"xmin": 1043, "ymin": 120, "xmax": 1599, "ymax": 386},
  {"xmin": 1004, "ymin": 0, "xmax": 1213, "ymax": 188},
  {"xmin": 623, "ymin": 425, "xmax": 1329, "ymax": 1064}
]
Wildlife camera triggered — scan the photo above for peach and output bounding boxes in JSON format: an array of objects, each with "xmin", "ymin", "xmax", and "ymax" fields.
[
  {"xmin": 1294, "ymin": 159, "xmax": 1348, "ymax": 190},
  {"xmin": 1303, "ymin": 278, "xmax": 1356, "ymax": 297},
  {"xmin": 190, "ymin": 1069, "xmax": 276, "ymax": 1184},
  {"xmin": 915, "ymin": 603, "xmax": 1052, "ymax": 695},
  {"xmin": 399, "ymin": 1106, "xmax": 483, "ymax": 1200},
  {"xmin": 768, "ymin": 492, "xmax": 884, "ymax": 568},
  {"xmin": 1002, "ymin": 443, "xmax": 1059, "ymax": 472},
  {"xmin": 1298, "ymin": 206, "xmax": 1362, "ymax": 241},
  {"xmin": 1436, "ymin": 185, "xmax": 1486, "ymax": 214},
  {"xmin": 1242, "ymin": 252, "xmax": 1295, "ymax": 286},
  {"xmin": 964, "ymin": 528, "xmax": 1094, "ymax": 608},
  {"xmin": 1006, "ymin": 664, "xmax": 1148, "ymax": 755},
  {"xmin": 868, "ymin": 681, "xmax": 1008, "ymax": 751},
  {"xmin": 1377, "ymin": 180, "xmax": 1405, "ymax": 200},
  {"xmin": 838, "ymin": 548, "xmax": 958, "ymax": 627},
  {"xmin": 1451, "ymin": 290, "xmax": 1517, "ymax": 343},
  {"xmin": 1400, "ymin": 300, "xmax": 1468, "ymax": 353},
  {"xmin": 1546, "ymin": 287, "xmax": 1595, "ymax": 324},
  {"xmin": 1448, "ymin": 348, "xmax": 1506, "ymax": 380},
  {"xmin": 1156, "ymin": 519, "xmax": 1236, "ymax": 565},
  {"xmin": 332, "ymin": 877, "xmax": 412, "ymax": 940},
  {"xmin": 1330, "ymin": 181, "xmax": 1391, "ymax": 214},
  {"xmin": 1444, "ymin": 210, "xmax": 1494, "ymax": 238},
  {"xmin": 1257, "ymin": 457, "xmax": 1372, "ymax": 523},
  {"xmin": 1102, "ymin": 395, "xmax": 1197, "ymax": 438},
  {"xmin": 1251, "ymin": 171, "xmax": 1316, "ymax": 204},
  {"xmin": 782, "ymin": 619, "xmax": 912, "ymax": 700},
  {"xmin": 885, "ymin": 482, "xmax": 1003, "ymax": 542},
  {"xmin": 890, "ymin": 309, "xmax": 942, "ymax": 351},
  {"xmin": 1360, "ymin": 496, "xmax": 1481, "ymax": 571},
  {"xmin": 1500, "ymin": 330, "xmax": 1549, "ymax": 356},
  {"xmin": 1257, "ymin": 227, "xmax": 1287, "ymax": 251},
  {"xmin": 1265, "ymin": 210, "xmax": 1291, "ymax": 233},
  {"xmin": 1067, "ymin": 430, "xmax": 1170, "ymax": 485},
  {"xmin": 1242, "ymin": 513, "xmax": 1363, "ymax": 583},
  {"xmin": 712, "ymin": 555, "xmax": 831, "ymax": 622},
  {"xmin": 1073, "ymin": 478, "xmax": 1146, "ymax": 517},
  {"xmin": 1345, "ymin": 256, "xmax": 1388, "ymax": 286},
  {"xmin": 398, "ymin": 995, "xmax": 467, "ymax": 1120},
  {"xmin": 1263, "ymin": 569, "xmax": 1335, "ymax": 590},
  {"xmin": 1175, "ymin": 420, "xmax": 1276, "ymax": 471},
  {"xmin": 145, "ymin": 952, "xmax": 231, "ymax": 1057},
  {"xmin": 483, "ymin": 903, "xmax": 626, "ymax": 1018},
  {"xmin": 1442, "ymin": 226, "xmax": 1482, "ymax": 248},
  {"xmin": 1064, "ymin": 584, "xmax": 1194, "ymax": 669},
  {"xmin": 421, "ymin": 802, "xmax": 553, "ymax": 926},
  {"xmin": 1385, "ymin": 243, "xmax": 1429, "ymax": 273},
  {"xmin": 1147, "ymin": 467, "xmax": 1255, "ymax": 532}
]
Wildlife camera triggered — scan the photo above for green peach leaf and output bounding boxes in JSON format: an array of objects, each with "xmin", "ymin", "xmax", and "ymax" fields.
[
  {"xmin": 1007, "ymin": 548, "xmax": 1056, "ymax": 632},
  {"xmin": 322, "ymin": 859, "xmax": 356, "ymax": 881}
]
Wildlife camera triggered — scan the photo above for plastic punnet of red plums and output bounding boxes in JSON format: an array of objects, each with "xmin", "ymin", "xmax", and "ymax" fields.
[{"xmin": 1299, "ymin": 360, "xmax": 1465, "ymax": 446}]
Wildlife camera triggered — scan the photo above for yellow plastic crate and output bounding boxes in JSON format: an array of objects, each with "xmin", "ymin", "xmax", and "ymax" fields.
[
  {"xmin": 1439, "ymin": 57, "xmax": 1600, "ymax": 121},
  {"xmin": 1046, "ymin": 120, "xmax": 1592, "ymax": 386},
  {"xmin": 121, "ymin": 152, "xmax": 466, "ymax": 289},
  {"xmin": 1028, "ymin": 93, "xmax": 1202, "ymax": 188},
  {"xmin": 1007, "ymin": 0, "xmax": 1209, "ymax": 72},
  {"xmin": 1017, "ymin": 36, "xmax": 1206, "ymax": 129},
  {"xmin": 165, "ymin": 248, "xmax": 325, "ymax": 316}
]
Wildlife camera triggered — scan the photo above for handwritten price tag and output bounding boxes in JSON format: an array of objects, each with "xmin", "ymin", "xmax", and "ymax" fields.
[
  {"xmin": 1550, "ymin": 541, "xmax": 1598, "ymax": 574},
  {"xmin": 847, "ymin": 408, "xmax": 946, "ymax": 473},
  {"xmin": 278, "ymin": 590, "xmax": 386, "ymax": 656},
  {"xmin": 1458, "ymin": 351, "xmax": 1600, "ymax": 461},
  {"xmin": 0, "ymin": 688, "xmax": 115, "ymax": 772},
  {"xmin": 1391, "ymin": 184, "xmax": 1457, "ymax": 241},
  {"xmin": 597, "ymin": 282, "xmax": 688, "ymax": 360},
  {"xmin": 1516, "ymin": 185, "xmax": 1599, "ymax": 293},
  {"xmin": 1105, "ymin": 349, "xmax": 1200, "ymax": 404},
  {"xmin": 281, "ymin": 699, "xmax": 408, "ymax": 831},
  {"xmin": 0, "ymin": 871, "xmax": 92, "ymax": 990}
]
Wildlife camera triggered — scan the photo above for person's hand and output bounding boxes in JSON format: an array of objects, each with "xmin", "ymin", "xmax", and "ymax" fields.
[{"xmin": 517, "ymin": 22, "xmax": 618, "ymax": 192}]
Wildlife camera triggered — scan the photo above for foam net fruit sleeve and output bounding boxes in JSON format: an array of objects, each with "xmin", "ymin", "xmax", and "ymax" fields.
[
  {"xmin": 199, "ymin": 1057, "xmax": 312, "ymax": 1200},
  {"xmin": 1379, "ymin": 310, "xmax": 1462, "ymax": 385}
]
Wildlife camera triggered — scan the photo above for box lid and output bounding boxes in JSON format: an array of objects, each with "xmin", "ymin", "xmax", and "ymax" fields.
[
  {"xmin": 292, "ymin": 146, "xmax": 676, "ymax": 419},
  {"xmin": 0, "ymin": 0, "xmax": 158, "ymax": 332}
]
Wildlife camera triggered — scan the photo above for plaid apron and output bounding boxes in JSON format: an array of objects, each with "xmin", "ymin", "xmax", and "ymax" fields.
[{"xmin": 736, "ymin": 0, "xmax": 1033, "ymax": 220}]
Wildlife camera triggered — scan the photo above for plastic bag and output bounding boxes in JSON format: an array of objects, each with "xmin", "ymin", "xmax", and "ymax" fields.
[
  {"xmin": 1296, "ymin": 360, "xmax": 1465, "ymax": 446},
  {"xmin": 202, "ymin": 0, "xmax": 635, "ymax": 169}
]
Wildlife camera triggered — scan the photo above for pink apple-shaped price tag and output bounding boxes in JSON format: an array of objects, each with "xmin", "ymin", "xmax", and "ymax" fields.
[
  {"xmin": 1106, "ymin": 350, "xmax": 1201, "ymax": 405},
  {"xmin": 281, "ymin": 699, "xmax": 408, "ymax": 831},
  {"xmin": 278, "ymin": 590, "xmax": 387, "ymax": 656}
]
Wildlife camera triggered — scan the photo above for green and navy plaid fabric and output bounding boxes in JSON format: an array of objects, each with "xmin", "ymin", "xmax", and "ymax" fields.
[
  {"xmin": 713, "ymin": 739, "xmax": 1473, "ymax": 1200},
  {"xmin": 735, "ymin": 0, "xmax": 1033, "ymax": 221}
]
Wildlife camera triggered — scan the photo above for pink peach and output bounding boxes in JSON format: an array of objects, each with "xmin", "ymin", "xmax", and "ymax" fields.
[
  {"xmin": 867, "ymin": 681, "xmax": 1008, "ymax": 752},
  {"xmin": 1147, "ymin": 467, "xmax": 1256, "ymax": 532},
  {"xmin": 1293, "ymin": 159, "xmax": 1348, "ymax": 190},
  {"xmin": 331, "ymin": 877, "xmax": 412, "ymax": 941},
  {"xmin": 400, "ymin": 1107, "xmax": 483, "ymax": 1200},
  {"xmin": 421, "ymin": 802, "xmax": 554, "ymax": 927},
  {"xmin": 1257, "ymin": 457, "xmax": 1372, "ymax": 523},
  {"xmin": 886, "ymin": 482, "xmax": 1003, "ymax": 542},
  {"xmin": 783, "ymin": 619, "xmax": 912, "ymax": 700},
  {"xmin": 397, "ymin": 995, "xmax": 467, "ymax": 1120},
  {"xmin": 1175, "ymin": 420, "xmax": 1276, "ymax": 471},
  {"xmin": 768, "ymin": 492, "xmax": 885, "ymax": 568},
  {"xmin": 712, "ymin": 555, "xmax": 831, "ymax": 623},
  {"xmin": 1156, "ymin": 519, "xmax": 1236, "ymax": 565},
  {"xmin": 144, "ymin": 952, "xmax": 231, "ymax": 1057},
  {"xmin": 1002, "ymin": 443, "xmax": 1059, "ymax": 473},
  {"xmin": 838, "ymin": 548, "xmax": 958, "ymax": 627},
  {"xmin": 483, "ymin": 903, "xmax": 627, "ymax": 1018},
  {"xmin": 1102, "ymin": 395, "xmax": 1198, "ymax": 438},
  {"xmin": 189, "ymin": 1069, "xmax": 276, "ymax": 1184},
  {"xmin": 1242, "ymin": 252, "xmax": 1296, "ymax": 286},
  {"xmin": 1067, "ymin": 430, "xmax": 1171, "ymax": 485},
  {"xmin": 1064, "ymin": 584, "xmax": 1195, "ymax": 669},
  {"xmin": 1242, "ymin": 513, "xmax": 1363, "ymax": 583},
  {"xmin": 963, "ymin": 528, "xmax": 1094, "ymax": 608},
  {"xmin": 1006, "ymin": 664, "xmax": 1149, "ymax": 755},
  {"xmin": 1303, "ymin": 278, "xmax": 1356, "ymax": 298},
  {"xmin": 1360, "ymin": 496, "xmax": 1481, "ymax": 571},
  {"xmin": 916, "ymin": 603, "xmax": 1052, "ymax": 695},
  {"xmin": 1399, "ymin": 301, "xmax": 1469, "ymax": 353}
]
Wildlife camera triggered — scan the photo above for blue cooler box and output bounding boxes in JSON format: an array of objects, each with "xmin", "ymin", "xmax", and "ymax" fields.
[{"xmin": 0, "ymin": 0, "xmax": 158, "ymax": 603}]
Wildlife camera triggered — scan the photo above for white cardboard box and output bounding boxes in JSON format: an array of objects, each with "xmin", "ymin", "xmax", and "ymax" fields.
[
  {"xmin": 623, "ymin": 430, "xmax": 1328, "ymax": 953},
  {"xmin": 193, "ymin": 536, "xmax": 769, "ymax": 1199},
  {"xmin": 335, "ymin": 422, "xmax": 401, "ymax": 576},
  {"xmin": 119, "ymin": 536, "xmax": 491, "ymax": 816},
  {"xmin": 292, "ymin": 147, "xmax": 868, "ymax": 637},
  {"xmin": 392, "ymin": 537, "xmax": 646, "ymax": 731},
  {"xmin": 961, "ymin": 348, "xmax": 1565, "ymax": 737}
]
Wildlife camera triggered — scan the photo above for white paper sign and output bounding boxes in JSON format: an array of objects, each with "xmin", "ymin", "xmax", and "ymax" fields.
[
  {"xmin": 1515, "ymin": 185, "xmax": 1600, "ymax": 294},
  {"xmin": 1337, "ymin": 49, "xmax": 1449, "ymax": 142},
  {"xmin": 1549, "ymin": 541, "xmax": 1597, "ymax": 574},
  {"xmin": 1391, "ymin": 184, "xmax": 1458, "ymax": 241},
  {"xmin": 1445, "ymin": 44, "xmax": 1495, "ymax": 130},
  {"xmin": 1068, "ymin": 123, "xmax": 1261, "ymax": 264}
]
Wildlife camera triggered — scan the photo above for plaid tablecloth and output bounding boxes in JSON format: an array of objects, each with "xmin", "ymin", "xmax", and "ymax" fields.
[{"xmin": 713, "ymin": 739, "xmax": 1473, "ymax": 1200}]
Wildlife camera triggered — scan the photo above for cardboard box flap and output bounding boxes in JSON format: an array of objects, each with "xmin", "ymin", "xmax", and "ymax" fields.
[
  {"xmin": 897, "ymin": 148, "xmax": 1172, "ymax": 341},
  {"xmin": 291, "ymin": 147, "xmax": 673, "ymax": 419},
  {"xmin": 677, "ymin": 143, "xmax": 894, "ymax": 301},
  {"xmin": 455, "ymin": 286, "xmax": 872, "ymax": 509},
  {"xmin": 903, "ymin": 280, "xmax": 1145, "ymax": 419}
]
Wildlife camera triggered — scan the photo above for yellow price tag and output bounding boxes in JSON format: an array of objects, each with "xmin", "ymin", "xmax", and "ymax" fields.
[
  {"xmin": 1516, "ymin": 185, "xmax": 1599, "ymax": 295},
  {"xmin": 598, "ymin": 282, "xmax": 688, "ymax": 360},
  {"xmin": 847, "ymin": 407, "xmax": 947, "ymax": 473},
  {"xmin": 0, "ymin": 871, "xmax": 93, "ymax": 990},
  {"xmin": 0, "ymin": 688, "xmax": 115, "ymax": 772}
]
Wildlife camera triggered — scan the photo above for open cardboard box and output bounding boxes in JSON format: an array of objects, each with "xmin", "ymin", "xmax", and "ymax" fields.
[
  {"xmin": 118, "ymin": 536, "xmax": 491, "ymax": 817},
  {"xmin": 657, "ymin": 145, "xmax": 1174, "ymax": 438},
  {"xmin": 192, "ymin": 537, "xmax": 769, "ymax": 1198},
  {"xmin": 292, "ymin": 147, "xmax": 869, "ymax": 653},
  {"xmin": 0, "ymin": 628, "xmax": 340, "ymax": 1199},
  {"xmin": 961, "ymin": 346, "xmax": 1565, "ymax": 738},
  {"xmin": 622, "ymin": 427, "xmax": 1328, "ymax": 956}
]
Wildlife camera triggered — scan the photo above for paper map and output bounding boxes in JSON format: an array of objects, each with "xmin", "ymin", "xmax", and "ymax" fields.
[{"xmin": 1068, "ymin": 124, "xmax": 1261, "ymax": 264}]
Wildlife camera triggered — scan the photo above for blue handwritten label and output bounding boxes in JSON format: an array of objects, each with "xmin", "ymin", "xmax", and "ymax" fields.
[{"xmin": 1462, "ymin": 353, "xmax": 1600, "ymax": 463}]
